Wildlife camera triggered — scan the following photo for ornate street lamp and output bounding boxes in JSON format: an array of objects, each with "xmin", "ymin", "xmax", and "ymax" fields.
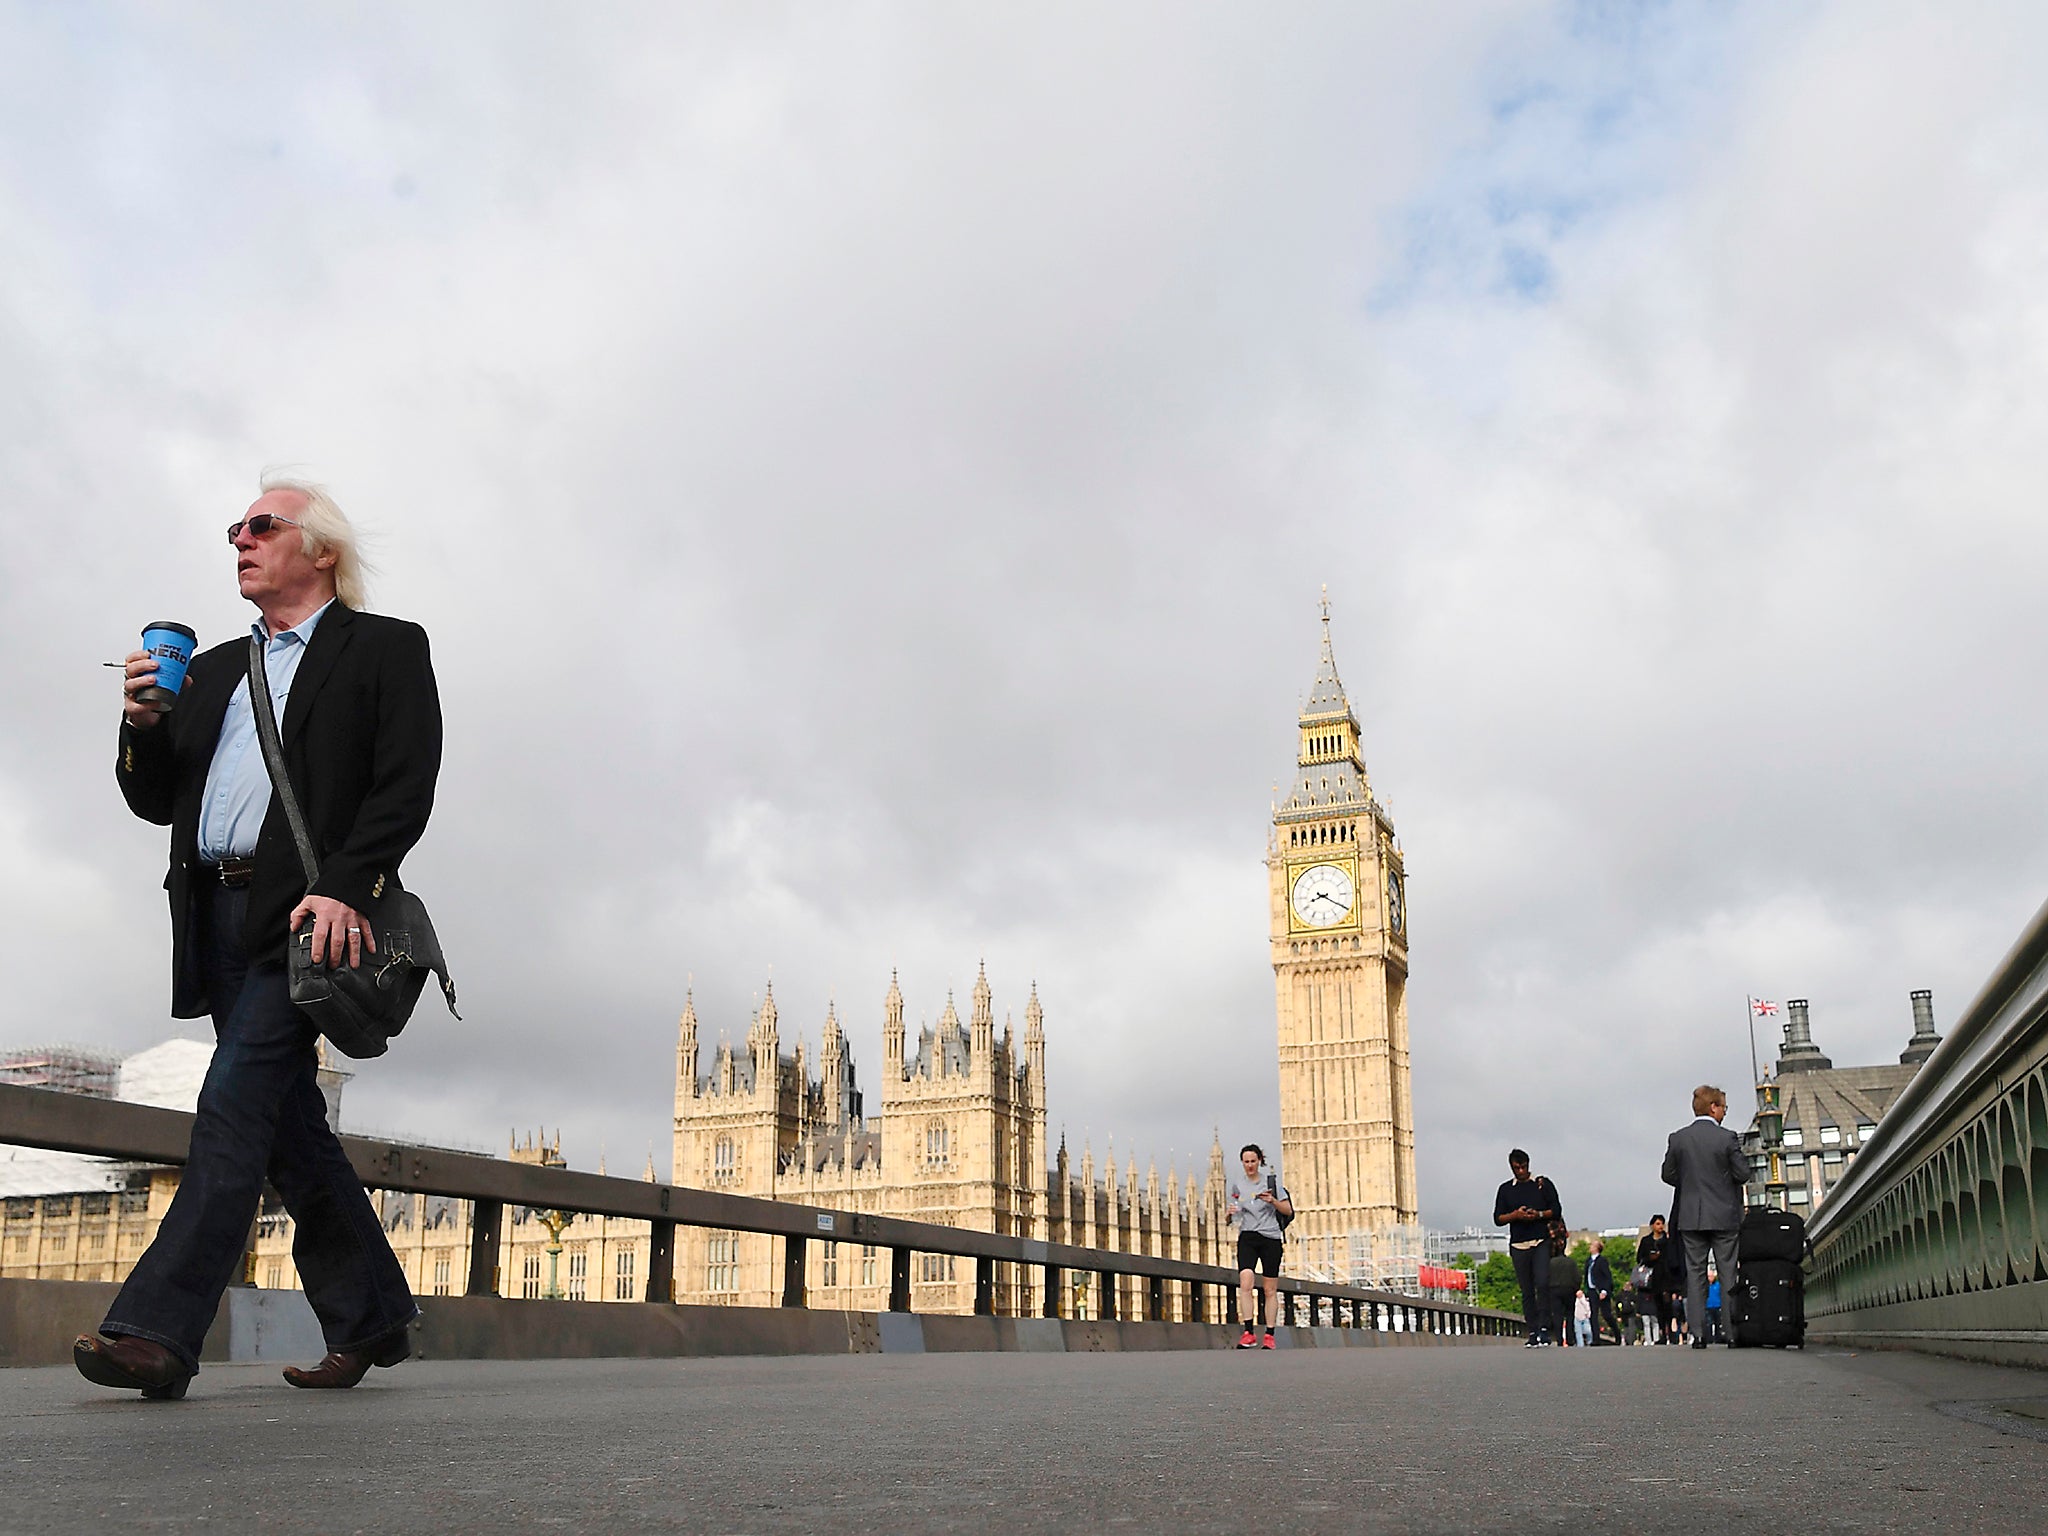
[{"xmin": 533, "ymin": 1208, "xmax": 575, "ymax": 1298}]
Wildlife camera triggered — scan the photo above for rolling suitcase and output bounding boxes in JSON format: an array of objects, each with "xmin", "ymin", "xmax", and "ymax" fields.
[{"xmin": 1729, "ymin": 1258, "xmax": 1804, "ymax": 1348}]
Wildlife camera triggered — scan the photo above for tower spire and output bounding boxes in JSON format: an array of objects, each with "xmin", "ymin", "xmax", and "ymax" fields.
[{"xmin": 1303, "ymin": 589, "xmax": 1351, "ymax": 721}]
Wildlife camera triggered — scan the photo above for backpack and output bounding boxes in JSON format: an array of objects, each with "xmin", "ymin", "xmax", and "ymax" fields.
[{"xmin": 1268, "ymin": 1174, "xmax": 1295, "ymax": 1233}]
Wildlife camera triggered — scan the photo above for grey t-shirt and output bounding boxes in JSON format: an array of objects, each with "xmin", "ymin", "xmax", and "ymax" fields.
[{"xmin": 1229, "ymin": 1172, "xmax": 1290, "ymax": 1240}]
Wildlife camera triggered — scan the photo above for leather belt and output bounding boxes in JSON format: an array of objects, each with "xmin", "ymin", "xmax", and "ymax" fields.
[{"xmin": 202, "ymin": 857, "xmax": 258, "ymax": 888}]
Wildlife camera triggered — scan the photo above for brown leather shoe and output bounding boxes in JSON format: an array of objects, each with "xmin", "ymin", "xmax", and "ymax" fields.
[
  {"xmin": 73, "ymin": 1333, "xmax": 195, "ymax": 1400},
  {"xmin": 282, "ymin": 1326, "xmax": 411, "ymax": 1389}
]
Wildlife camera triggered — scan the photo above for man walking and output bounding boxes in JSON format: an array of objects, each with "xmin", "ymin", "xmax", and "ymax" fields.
[
  {"xmin": 1584, "ymin": 1237, "xmax": 1619, "ymax": 1345},
  {"xmin": 1661, "ymin": 1085, "xmax": 1752, "ymax": 1351},
  {"xmin": 75, "ymin": 477, "xmax": 442, "ymax": 1399},
  {"xmin": 1227, "ymin": 1144, "xmax": 1292, "ymax": 1349},
  {"xmin": 1493, "ymin": 1149, "xmax": 1562, "ymax": 1346}
]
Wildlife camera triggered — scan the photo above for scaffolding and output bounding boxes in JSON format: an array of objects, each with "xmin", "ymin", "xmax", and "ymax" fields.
[
  {"xmin": 1294, "ymin": 1225, "xmax": 1426, "ymax": 1294},
  {"xmin": 0, "ymin": 1046, "xmax": 121, "ymax": 1099}
]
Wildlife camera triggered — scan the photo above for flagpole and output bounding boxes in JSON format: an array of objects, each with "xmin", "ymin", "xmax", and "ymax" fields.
[{"xmin": 1745, "ymin": 995, "xmax": 1762, "ymax": 1094}]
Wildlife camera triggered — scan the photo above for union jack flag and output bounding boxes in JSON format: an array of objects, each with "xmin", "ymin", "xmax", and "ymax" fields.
[{"xmin": 1751, "ymin": 999, "xmax": 1779, "ymax": 1017}]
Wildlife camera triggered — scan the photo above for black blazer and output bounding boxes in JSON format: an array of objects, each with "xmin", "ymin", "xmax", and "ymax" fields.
[{"xmin": 116, "ymin": 604, "xmax": 442, "ymax": 1018}]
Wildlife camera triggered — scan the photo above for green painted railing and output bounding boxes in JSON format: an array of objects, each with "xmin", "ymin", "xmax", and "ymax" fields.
[{"xmin": 1804, "ymin": 896, "xmax": 2048, "ymax": 1358}]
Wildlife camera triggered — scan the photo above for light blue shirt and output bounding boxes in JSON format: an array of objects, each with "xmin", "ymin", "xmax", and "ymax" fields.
[{"xmin": 196, "ymin": 600, "xmax": 335, "ymax": 862}]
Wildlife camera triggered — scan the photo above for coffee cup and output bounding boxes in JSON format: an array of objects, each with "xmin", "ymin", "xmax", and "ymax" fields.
[{"xmin": 136, "ymin": 622, "xmax": 198, "ymax": 711}]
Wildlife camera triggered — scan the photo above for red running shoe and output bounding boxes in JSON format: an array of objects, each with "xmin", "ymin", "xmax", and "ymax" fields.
[
  {"xmin": 1260, "ymin": 1332, "xmax": 1276, "ymax": 1349},
  {"xmin": 1236, "ymin": 1328, "xmax": 1257, "ymax": 1349}
]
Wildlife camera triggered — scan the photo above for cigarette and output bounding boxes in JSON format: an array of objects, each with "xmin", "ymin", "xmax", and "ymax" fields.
[{"xmin": 103, "ymin": 661, "xmax": 128, "ymax": 668}]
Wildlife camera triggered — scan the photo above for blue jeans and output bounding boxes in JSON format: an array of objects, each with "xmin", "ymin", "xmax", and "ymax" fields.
[{"xmin": 101, "ymin": 884, "xmax": 416, "ymax": 1371}]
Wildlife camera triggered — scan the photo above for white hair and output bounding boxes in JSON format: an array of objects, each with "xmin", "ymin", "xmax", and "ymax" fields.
[{"xmin": 259, "ymin": 470, "xmax": 373, "ymax": 610}]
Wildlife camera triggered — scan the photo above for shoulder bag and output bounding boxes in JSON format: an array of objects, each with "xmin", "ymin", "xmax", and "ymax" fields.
[{"xmin": 248, "ymin": 637, "xmax": 459, "ymax": 1059}]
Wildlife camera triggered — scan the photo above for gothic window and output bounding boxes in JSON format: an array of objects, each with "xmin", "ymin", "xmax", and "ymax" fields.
[
  {"xmin": 861, "ymin": 1244, "xmax": 878, "ymax": 1287},
  {"xmin": 522, "ymin": 1252, "xmax": 542, "ymax": 1299},
  {"xmin": 919, "ymin": 1252, "xmax": 957, "ymax": 1283},
  {"xmin": 821, "ymin": 1242, "xmax": 838, "ymax": 1288},
  {"xmin": 264, "ymin": 1260, "xmax": 284, "ymax": 1289},
  {"xmin": 568, "ymin": 1247, "xmax": 587, "ymax": 1300},
  {"xmin": 925, "ymin": 1122, "xmax": 950, "ymax": 1167},
  {"xmin": 614, "ymin": 1246, "xmax": 637, "ymax": 1299},
  {"xmin": 433, "ymin": 1256, "xmax": 451, "ymax": 1297},
  {"xmin": 706, "ymin": 1235, "xmax": 738, "ymax": 1293},
  {"xmin": 714, "ymin": 1137, "xmax": 737, "ymax": 1185}
]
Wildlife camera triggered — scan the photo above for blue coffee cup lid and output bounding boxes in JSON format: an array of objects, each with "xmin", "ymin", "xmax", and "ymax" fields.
[{"xmin": 143, "ymin": 622, "xmax": 197, "ymax": 641}]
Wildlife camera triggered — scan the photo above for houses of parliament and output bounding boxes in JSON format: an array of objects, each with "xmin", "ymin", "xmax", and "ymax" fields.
[{"xmin": 3, "ymin": 609, "xmax": 1421, "ymax": 1309}]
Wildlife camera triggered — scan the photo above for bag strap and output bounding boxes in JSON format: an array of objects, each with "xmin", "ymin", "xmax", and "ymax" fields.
[{"xmin": 247, "ymin": 636, "xmax": 320, "ymax": 891}]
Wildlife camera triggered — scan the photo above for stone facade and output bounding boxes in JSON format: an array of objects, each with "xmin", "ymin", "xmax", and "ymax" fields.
[
  {"xmin": 1269, "ymin": 603, "xmax": 1419, "ymax": 1280},
  {"xmin": 672, "ymin": 968, "xmax": 1230, "ymax": 1317}
]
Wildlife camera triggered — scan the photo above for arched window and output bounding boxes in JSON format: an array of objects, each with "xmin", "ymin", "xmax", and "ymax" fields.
[
  {"xmin": 713, "ymin": 1137, "xmax": 736, "ymax": 1184},
  {"xmin": 925, "ymin": 1122, "xmax": 950, "ymax": 1166}
]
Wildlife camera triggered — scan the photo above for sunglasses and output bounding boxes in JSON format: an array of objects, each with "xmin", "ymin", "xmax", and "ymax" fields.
[{"xmin": 226, "ymin": 512, "xmax": 303, "ymax": 544}]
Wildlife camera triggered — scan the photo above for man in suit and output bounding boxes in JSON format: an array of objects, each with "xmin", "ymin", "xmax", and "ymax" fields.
[
  {"xmin": 1660, "ymin": 1084, "xmax": 1752, "ymax": 1351},
  {"xmin": 75, "ymin": 477, "xmax": 441, "ymax": 1399},
  {"xmin": 1584, "ymin": 1236, "xmax": 1619, "ymax": 1345}
]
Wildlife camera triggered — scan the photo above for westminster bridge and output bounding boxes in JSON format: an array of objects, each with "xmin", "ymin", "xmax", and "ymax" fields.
[{"xmin": 7, "ymin": 897, "xmax": 2048, "ymax": 1532}]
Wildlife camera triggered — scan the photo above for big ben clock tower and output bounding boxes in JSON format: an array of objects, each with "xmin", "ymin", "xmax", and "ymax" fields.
[{"xmin": 1269, "ymin": 598, "xmax": 1418, "ymax": 1248}]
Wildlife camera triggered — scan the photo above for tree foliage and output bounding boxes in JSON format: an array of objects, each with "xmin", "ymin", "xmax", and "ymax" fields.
[{"xmin": 1468, "ymin": 1252, "xmax": 1521, "ymax": 1313}]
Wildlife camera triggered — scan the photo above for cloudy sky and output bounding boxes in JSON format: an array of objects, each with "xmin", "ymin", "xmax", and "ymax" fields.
[{"xmin": 4, "ymin": 2, "xmax": 2046, "ymax": 1231}]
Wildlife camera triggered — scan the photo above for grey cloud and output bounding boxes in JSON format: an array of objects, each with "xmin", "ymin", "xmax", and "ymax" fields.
[{"xmin": 3, "ymin": 4, "xmax": 2045, "ymax": 1233}]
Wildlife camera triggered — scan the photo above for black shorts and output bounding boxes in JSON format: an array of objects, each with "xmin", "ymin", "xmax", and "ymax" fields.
[{"xmin": 1237, "ymin": 1232, "xmax": 1284, "ymax": 1277}]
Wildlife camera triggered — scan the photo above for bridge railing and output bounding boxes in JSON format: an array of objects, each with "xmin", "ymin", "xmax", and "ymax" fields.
[
  {"xmin": 0, "ymin": 1083, "xmax": 1520, "ymax": 1337},
  {"xmin": 1803, "ymin": 895, "xmax": 2048, "ymax": 1361}
]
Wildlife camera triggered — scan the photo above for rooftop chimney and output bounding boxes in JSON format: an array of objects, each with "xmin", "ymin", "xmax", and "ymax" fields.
[
  {"xmin": 1777, "ymin": 998, "xmax": 1833, "ymax": 1074},
  {"xmin": 1901, "ymin": 988, "xmax": 1942, "ymax": 1067}
]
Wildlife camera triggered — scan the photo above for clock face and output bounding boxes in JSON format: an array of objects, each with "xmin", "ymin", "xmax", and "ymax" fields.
[
  {"xmin": 1387, "ymin": 870, "xmax": 1405, "ymax": 937},
  {"xmin": 1290, "ymin": 863, "xmax": 1355, "ymax": 928}
]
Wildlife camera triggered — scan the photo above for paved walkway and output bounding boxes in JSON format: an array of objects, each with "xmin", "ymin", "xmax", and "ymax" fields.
[{"xmin": 4, "ymin": 1343, "xmax": 2045, "ymax": 1533}]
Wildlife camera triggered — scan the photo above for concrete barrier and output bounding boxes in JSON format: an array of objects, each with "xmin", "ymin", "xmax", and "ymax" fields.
[{"xmin": 3, "ymin": 1277, "xmax": 1514, "ymax": 1367}]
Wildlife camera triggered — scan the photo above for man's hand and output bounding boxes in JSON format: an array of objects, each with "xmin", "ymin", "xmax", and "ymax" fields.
[
  {"xmin": 292, "ymin": 895, "xmax": 377, "ymax": 969},
  {"xmin": 121, "ymin": 650, "xmax": 167, "ymax": 731}
]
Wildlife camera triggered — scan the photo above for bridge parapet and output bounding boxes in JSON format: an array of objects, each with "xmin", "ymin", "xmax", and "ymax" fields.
[
  {"xmin": 1805, "ymin": 897, "xmax": 2048, "ymax": 1366},
  {"xmin": 0, "ymin": 1084, "xmax": 1521, "ymax": 1359}
]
